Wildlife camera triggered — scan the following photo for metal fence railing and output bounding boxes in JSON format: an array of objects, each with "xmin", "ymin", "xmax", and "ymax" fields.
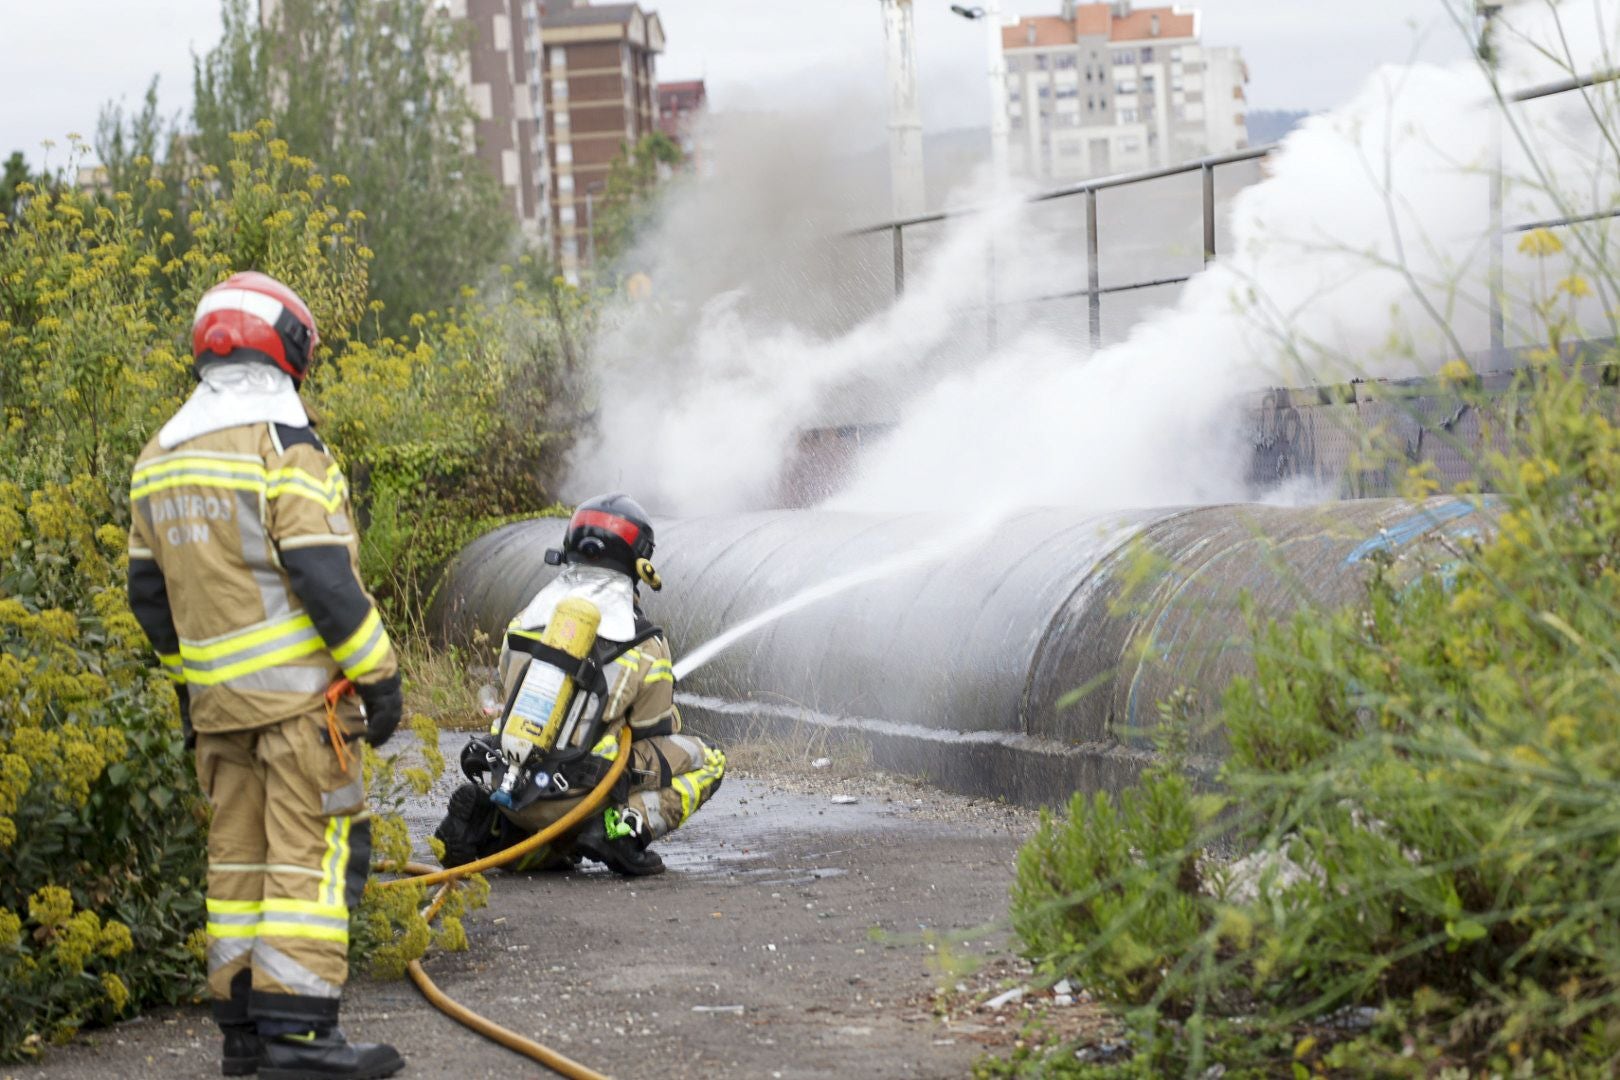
[{"xmin": 847, "ymin": 68, "xmax": 1620, "ymax": 356}]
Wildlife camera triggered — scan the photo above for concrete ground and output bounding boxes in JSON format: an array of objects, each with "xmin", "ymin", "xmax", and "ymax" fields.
[{"xmin": 7, "ymin": 749, "xmax": 1046, "ymax": 1080}]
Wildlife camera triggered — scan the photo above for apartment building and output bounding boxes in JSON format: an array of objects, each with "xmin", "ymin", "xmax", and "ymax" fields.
[
  {"xmin": 540, "ymin": 0, "xmax": 665, "ymax": 281},
  {"xmin": 1001, "ymin": 1, "xmax": 1248, "ymax": 180},
  {"xmin": 453, "ymin": 0, "xmax": 550, "ymax": 240},
  {"xmin": 261, "ymin": 0, "xmax": 551, "ymax": 240},
  {"xmin": 657, "ymin": 79, "xmax": 707, "ymax": 172}
]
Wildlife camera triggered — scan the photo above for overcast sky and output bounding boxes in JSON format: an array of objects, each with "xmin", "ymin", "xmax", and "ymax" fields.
[{"xmin": 2, "ymin": 0, "xmax": 1473, "ymax": 167}]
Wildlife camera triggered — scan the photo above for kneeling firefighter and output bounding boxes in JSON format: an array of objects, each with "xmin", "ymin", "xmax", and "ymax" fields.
[
  {"xmin": 435, "ymin": 494, "xmax": 726, "ymax": 877},
  {"xmin": 127, "ymin": 272, "xmax": 404, "ymax": 1079}
]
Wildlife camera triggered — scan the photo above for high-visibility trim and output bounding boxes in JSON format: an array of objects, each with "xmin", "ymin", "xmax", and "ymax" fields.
[
  {"xmin": 615, "ymin": 656, "xmax": 640, "ymax": 670},
  {"xmin": 509, "ymin": 627, "xmax": 544, "ymax": 642},
  {"xmin": 158, "ymin": 652, "xmax": 185, "ymax": 683},
  {"xmin": 320, "ymin": 817, "xmax": 352, "ymax": 908},
  {"xmin": 133, "ymin": 452, "xmax": 268, "ymax": 482},
  {"xmin": 343, "ymin": 632, "xmax": 392, "ymax": 680},
  {"xmin": 644, "ymin": 671, "xmax": 675, "ymax": 684},
  {"xmin": 207, "ymin": 936, "xmax": 254, "ymax": 975},
  {"xmin": 256, "ymin": 921, "xmax": 349, "ymax": 944},
  {"xmin": 132, "ymin": 473, "xmax": 267, "ymax": 501},
  {"xmin": 332, "ymin": 608, "xmax": 391, "ymax": 680},
  {"xmin": 263, "ymin": 898, "xmax": 348, "ymax": 919},
  {"xmin": 182, "ymin": 613, "xmax": 316, "ymax": 664},
  {"xmin": 253, "ymin": 941, "xmax": 341, "ymax": 999},
  {"xmin": 191, "ymin": 664, "xmax": 334, "ymax": 695},
  {"xmin": 207, "ymin": 922, "xmax": 261, "ymax": 939},
  {"xmin": 321, "ymin": 778, "xmax": 365, "ymax": 814},
  {"xmin": 210, "ymin": 862, "xmax": 325, "ymax": 879},
  {"xmin": 278, "ymin": 533, "xmax": 356, "ymax": 551},
  {"xmin": 267, "ymin": 464, "xmax": 347, "ymax": 512},
  {"xmin": 179, "ymin": 615, "xmax": 326, "ymax": 687},
  {"xmin": 206, "ymin": 898, "xmax": 264, "ymax": 915},
  {"xmin": 591, "ymin": 731, "xmax": 620, "ymax": 761},
  {"xmin": 129, "ymin": 545, "xmax": 155, "ymax": 559},
  {"xmin": 673, "ymin": 774, "xmax": 697, "ymax": 822}
]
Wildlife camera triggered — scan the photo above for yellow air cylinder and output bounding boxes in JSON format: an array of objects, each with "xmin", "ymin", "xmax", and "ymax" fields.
[{"xmin": 501, "ymin": 597, "xmax": 601, "ymax": 767}]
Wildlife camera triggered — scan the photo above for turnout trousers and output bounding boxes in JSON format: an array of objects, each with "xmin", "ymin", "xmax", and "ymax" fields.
[
  {"xmin": 499, "ymin": 731, "xmax": 726, "ymax": 868},
  {"xmin": 195, "ymin": 710, "xmax": 370, "ymax": 1030}
]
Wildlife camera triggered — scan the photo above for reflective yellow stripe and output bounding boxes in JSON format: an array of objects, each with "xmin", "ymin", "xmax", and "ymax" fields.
[
  {"xmin": 615, "ymin": 656, "xmax": 640, "ymax": 669},
  {"xmin": 181, "ymin": 614, "xmax": 315, "ymax": 663},
  {"xmin": 206, "ymin": 899, "xmax": 263, "ymax": 915},
  {"xmin": 185, "ymin": 636, "xmax": 326, "ymax": 687},
  {"xmin": 591, "ymin": 732, "xmax": 620, "ymax": 761},
  {"xmin": 330, "ymin": 610, "xmax": 381, "ymax": 664},
  {"xmin": 262, "ymin": 898, "xmax": 347, "ymax": 919},
  {"xmin": 649, "ymin": 659, "xmax": 672, "ymax": 670},
  {"xmin": 644, "ymin": 672, "xmax": 674, "ymax": 684},
  {"xmin": 132, "ymin": 474, "xmax": 266, "ymax": 501},
  {"xmin": 344, "ymin": 634, "xmax": 392, "ymax": 680},
  {"xmin": 133, "ymin": 454, "xmax": 268, "ymax": 482},
  {"xmin": 320, "ymin": 817, "xmax": 351, "ymax": 908},
  {"xmin": 207, "ymin": 923, "xmax": 261, "ymax": 939},
  {"xmin": 674, "ymin": 775, "xmax": 697, "ymax": 821},
  {"xmin": 257, "ymin": 922, "xmax": 349, "ymax": 943},
  {"xmin": 267, "ymin": 464, "xmax": 346, "ymax": 512}
]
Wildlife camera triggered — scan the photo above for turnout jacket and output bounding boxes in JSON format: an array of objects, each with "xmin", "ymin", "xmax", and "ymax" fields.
[{"xmin": 127, "ymin": 421, "xmax": 397, "ymax": 732}]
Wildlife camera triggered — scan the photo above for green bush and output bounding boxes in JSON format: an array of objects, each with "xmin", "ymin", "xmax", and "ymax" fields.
[{"xmin": 1007, "ymin": 361, "xmax": 1620, "ymax": 1077}]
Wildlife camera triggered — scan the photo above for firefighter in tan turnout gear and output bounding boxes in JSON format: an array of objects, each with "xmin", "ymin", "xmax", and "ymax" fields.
[
  {"xmin": 434, "ymin": 495, "xmax": 726, "ymax": 877},
  {"xmin": 127, "ymin": 272, "xmax": 405, "ymax": 1080}
]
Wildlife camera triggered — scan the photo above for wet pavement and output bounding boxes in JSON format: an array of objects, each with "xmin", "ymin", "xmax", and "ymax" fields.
[{"xmin": 9, "ymin": 736, "xmax": 1039, "ymax": 1080}]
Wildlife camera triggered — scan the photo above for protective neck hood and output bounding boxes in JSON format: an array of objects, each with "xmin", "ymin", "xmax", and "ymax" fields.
[
  {"xmin": 158, "ymin": 362, "xmax": 308, "ymax": 450},
  {"xmin": 513, "ymin": 564, "xmax": 638, "ymax": 642}
]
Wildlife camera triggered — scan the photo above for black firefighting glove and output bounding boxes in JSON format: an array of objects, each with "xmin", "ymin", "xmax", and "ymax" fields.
[
  {"xmin": 177, "ymin": 687, "xmax": 195, "ymax": 751},
  {"xmin": 357, "ymin": 673, "xmax": 404, "ymax": 748}
]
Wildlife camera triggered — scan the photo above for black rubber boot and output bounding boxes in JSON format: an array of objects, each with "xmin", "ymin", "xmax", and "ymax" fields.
[
  {"xmin": 258, "ymin": 1028, "xmax": 404, "ymax": 1080},
  {"xmin": 222, "ymin": 1025, "xmax": 259, "ymax": 1076},
  {"xmin": 573, "ymin": 812, "xmax": 665, "ymax": 877},
  {"xmin": 434, "ymin": 783, "xmax": 497, "ymax": 869}
]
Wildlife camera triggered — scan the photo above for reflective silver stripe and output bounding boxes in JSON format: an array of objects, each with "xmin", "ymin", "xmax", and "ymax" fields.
[
  {"xmin": 187, "ymin": 663, "xmax": 332, "ymax": 696},
  {"xmin": 206, "ymin": 911, "xmax": 262, "ymax": 927},
  {"xmin": 279, "ymin": 533, "xmax": 355, "ymax": 550},
  {"xmin": 258, "ymin": 912, "xmax": 349, "ymax": 932},
  {"xmin": 207, "ymin": 936, "xmax": 254, "ymax": 975},
  {"xmin": 252, "ymin": 941, "xmax": 341, "ymax": 999},
  {"xmin": 235, "ymin": 490, "xmax": 292, "ymax": 621},
  {"xmin": 335, "ymin": 617, "xmax": 387, "ymax": 676},
  {"xmin": 666, "ymin": 734, "xmax": 705, "ymax": 761},
  {"xmin": 635, "ymin": 793, "xmax": 668, "ymax": 841},
  {"xmin": 321, "ymin": 778, "xmax": 365, "ymax": 814},
  {"xmin": 211, "ymin": 862, "xmax": 325, "ymax": 879},
  {"xmin": 180, "ymin": 622, "xmax": 322, "ymax": 675}
]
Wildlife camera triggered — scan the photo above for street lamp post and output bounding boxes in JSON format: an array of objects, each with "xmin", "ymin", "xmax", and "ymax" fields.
[
  {"xmin": 881, "ymin": 0, "xmax": 928, "ymax": 219},
  {"xmin": 951, "ymin": 2, "xmax": 1010, "ymax": 181}
]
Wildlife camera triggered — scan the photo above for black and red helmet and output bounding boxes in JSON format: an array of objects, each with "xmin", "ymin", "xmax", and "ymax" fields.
[
  {"xmin": 547, "ymin": 494, "xmax": 660, "ymax": 589},
  {"xmin": 191, "ymin": 271, "xmax": 320, "ymax": 383}
]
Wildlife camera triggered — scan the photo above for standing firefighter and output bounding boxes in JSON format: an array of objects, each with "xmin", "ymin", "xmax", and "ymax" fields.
[
  {"xmin": 434, "ymin": 494, "xmax": 726, "ymax": 877},
  {"xmin": 127, "ymin": 272, "xmax": 405, "ymax": 1080}
]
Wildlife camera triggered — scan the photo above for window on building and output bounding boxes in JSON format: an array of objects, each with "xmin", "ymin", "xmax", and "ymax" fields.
[
  {"xmin": 1117, "ymin": 79, "xmax": 1136, "ymax": 94},
  {"xmin": 1140, "ymin": 47, "xmax": 1155, "ymax": 62},
  {"xmin": 557, "ymin": 144, "xmax": 572, "ymax": 165},
  {"xmin": 1038, "ymin": 86, "xmax": 1050, "ymax": 99},
  {"xmin": 558, "ymin": 174, "xmax": 574, "ymax": 194},
  {"xmin": 1087, "ymin": 95, "xmax": 1095, "ymax": 111},
  {"xmin": 1056, "ymin": 54, "xmax": 1077, "ymax": 69},
  {"xmin": 1036, "ymin": 54, "xmax": 1049, "ymax": 70},
  {"xmin": 1057, "ymin": 86, "xmax": 1077, "ymax": 99},
  {"xmin": 552, "ymin": 79, "xmax": 568, "ymax": 101},
  {"xmin": 1120, "ymin": 107, "xmax": 1137, "ymax": 123},
  {"xmin": 560, "ymin": 205, "xmax": 576, "ymax": 226},
  {"xmin": 1114, "ymin": 50, "xmax": 1133, "ymax": 66},
  {"xmin": 550, "ymin": 47, "xmax": 566, "ymax": 68},
  {"xmin": 1143, "ymin": 75, "xmax": 1156, "ymax": 93}
]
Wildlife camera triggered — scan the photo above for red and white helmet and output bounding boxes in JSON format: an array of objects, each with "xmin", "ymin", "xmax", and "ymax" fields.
[{"xmin": 191, "ymin": 271, "xmax": 320, "ymax": 383}]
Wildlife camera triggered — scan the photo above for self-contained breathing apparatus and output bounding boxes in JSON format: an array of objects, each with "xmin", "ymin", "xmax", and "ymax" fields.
[{"xmin": 465, "ymin": 595, "xmax": 666, "ymax": 813}]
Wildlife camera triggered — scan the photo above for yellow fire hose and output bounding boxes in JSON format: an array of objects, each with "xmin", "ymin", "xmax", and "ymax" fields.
[{"xmin": 370, "ymin": 725, "xmax": 631, "ymax": 1080}]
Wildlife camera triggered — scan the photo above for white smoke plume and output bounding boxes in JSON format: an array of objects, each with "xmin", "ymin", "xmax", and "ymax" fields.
[{"xmin": 567, "ymin": 0, "xmax": 1618, "ymax": 516}]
